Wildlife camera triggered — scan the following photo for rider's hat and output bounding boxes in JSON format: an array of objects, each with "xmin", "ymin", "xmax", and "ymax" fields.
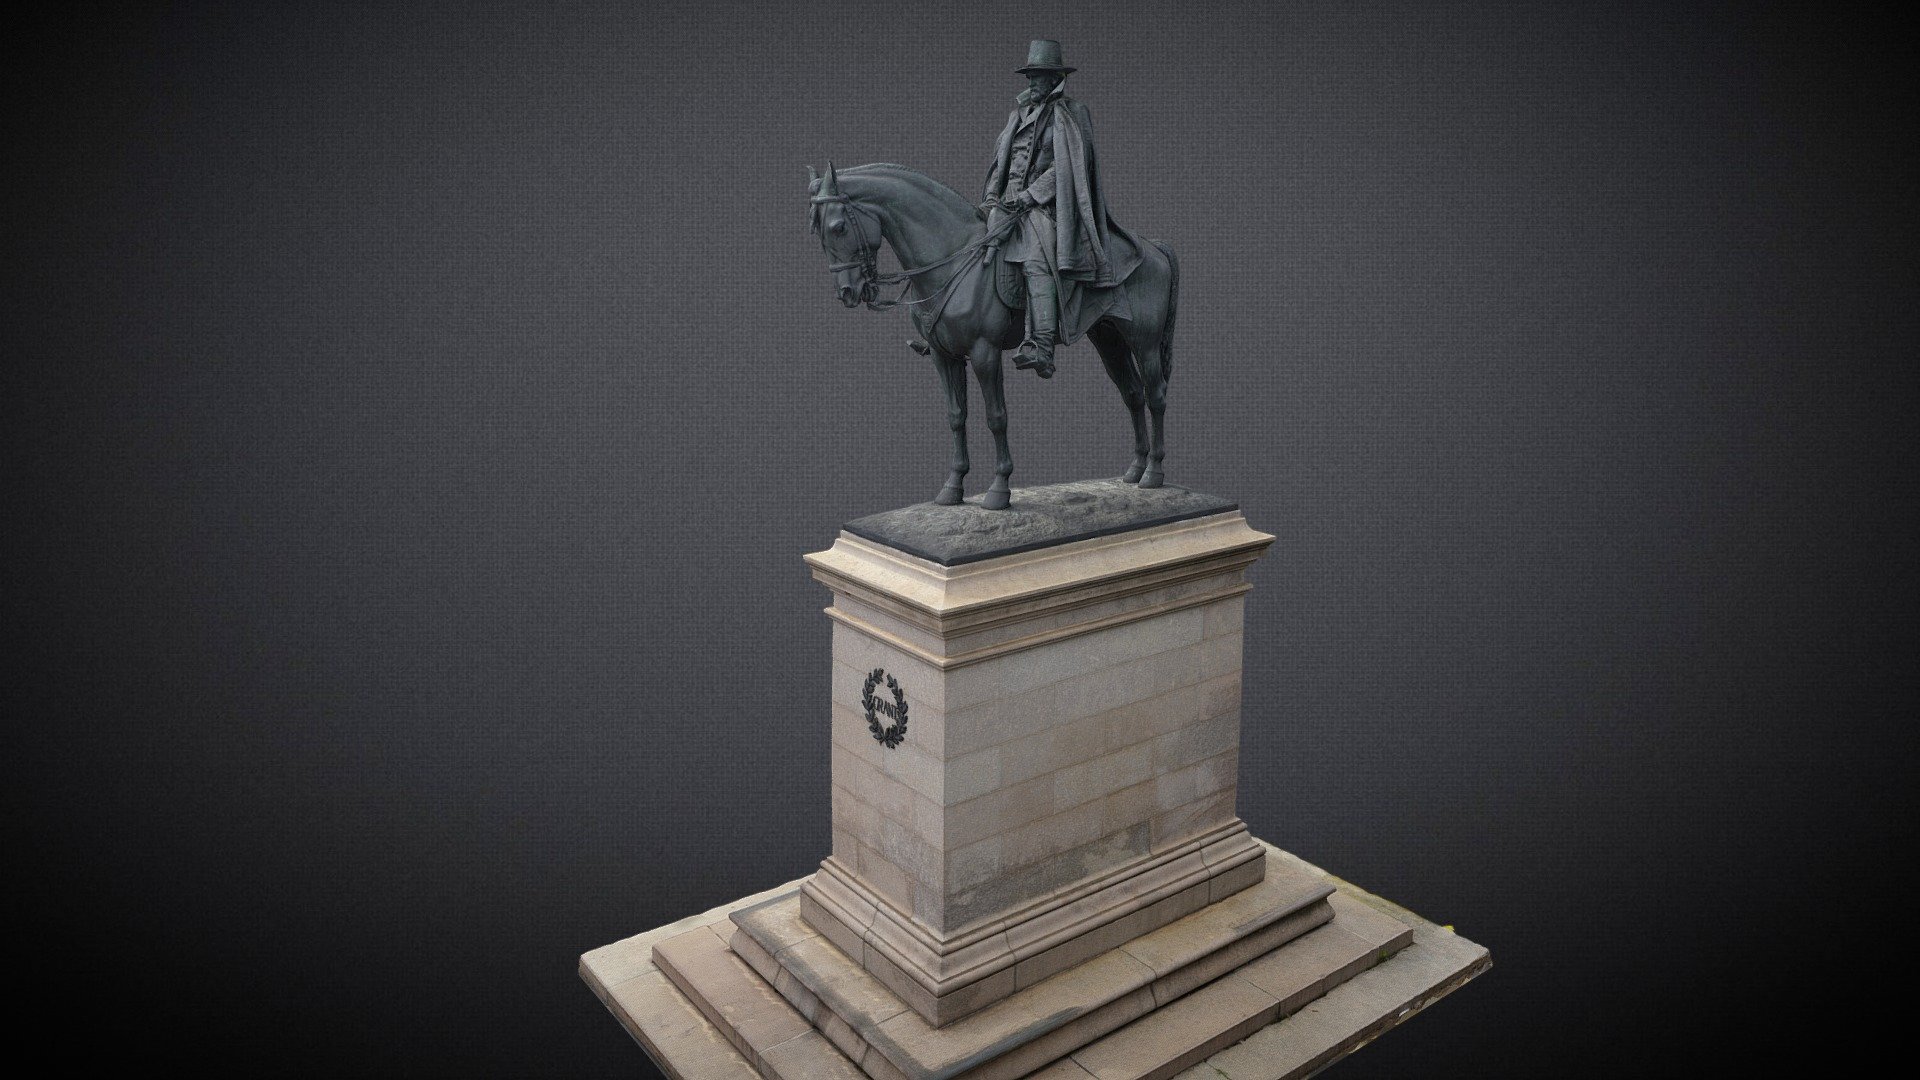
[{"xmin": 1016, "ymin": 39, "xmax": 1076, "ymax": 76}]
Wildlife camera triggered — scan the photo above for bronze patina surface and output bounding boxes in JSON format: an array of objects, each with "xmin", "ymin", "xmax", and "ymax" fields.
[
  {"xmin": 843, "ymin": 478, "xmax": 1236, "ymax": 566},
  {"xmin": 808, "ymin": 42, "xmax": 1179, "ymax": 509}
]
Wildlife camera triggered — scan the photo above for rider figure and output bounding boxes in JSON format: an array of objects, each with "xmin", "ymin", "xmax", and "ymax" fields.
[{"xmin": 982, "ymin": 40, "xmax": 1122, "ymax": 379}]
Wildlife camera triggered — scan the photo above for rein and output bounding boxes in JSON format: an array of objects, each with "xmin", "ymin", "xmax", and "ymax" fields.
[{"xmin": 813, "ymin": 194, "xmax": 1023, "ymax": 335}]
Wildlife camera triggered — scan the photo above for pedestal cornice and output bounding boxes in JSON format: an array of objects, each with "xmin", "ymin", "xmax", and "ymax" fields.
[{"xmin": 806, "ymin": 510, "xmax": 1273, "ymax": 668}]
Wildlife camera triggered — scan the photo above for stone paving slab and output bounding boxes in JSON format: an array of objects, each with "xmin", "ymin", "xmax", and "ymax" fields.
[{"xmin": 580, "ymin": 843, "xmax": 1489, "ymax": 1079}]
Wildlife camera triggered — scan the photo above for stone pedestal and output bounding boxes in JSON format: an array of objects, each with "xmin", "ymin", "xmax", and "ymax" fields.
[
  {"xmin": 580, "ymin": 482, "xmax": 1489, "ymax": 1079},
  {"xmin": 800, "ymin": 482, "xmax": 1275, "ymax": 1026}
]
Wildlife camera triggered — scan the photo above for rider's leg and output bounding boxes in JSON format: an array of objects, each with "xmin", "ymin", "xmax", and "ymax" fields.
[
  {"xmin": 1014, "ymin": 263, "xmax": 1059, "ymax": 378},
  {"xmin": 1009, "ymin": 213, "xmax": 1059, "ymax": 378}
]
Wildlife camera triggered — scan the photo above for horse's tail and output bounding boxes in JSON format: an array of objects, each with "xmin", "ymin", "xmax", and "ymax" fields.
[{"xmin": 1150, "ymin": 239, "xmax": 1178, "ymax": 380}]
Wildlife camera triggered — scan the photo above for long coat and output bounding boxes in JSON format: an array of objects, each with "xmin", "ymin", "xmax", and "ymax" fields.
[{"xmin": 984, "ymin": 91, "xmax": 1124, "ymax": 289}]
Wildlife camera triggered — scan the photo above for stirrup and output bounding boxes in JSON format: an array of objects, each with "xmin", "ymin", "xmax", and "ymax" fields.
[
  {"xmin": 1012, "ymin": 340, "xmax": 1054, "ymax": 372},
  {"xmin": 907, "ymin": 338, "xmax": 932, "ymax": 356}
]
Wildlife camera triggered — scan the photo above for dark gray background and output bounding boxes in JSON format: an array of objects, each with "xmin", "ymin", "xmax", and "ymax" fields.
[{"xmin": 4, "ymin": 1, "xmax": 1915, "ymax": 1075}]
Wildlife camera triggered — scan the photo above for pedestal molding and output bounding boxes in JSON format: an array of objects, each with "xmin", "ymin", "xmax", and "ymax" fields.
[
  {"xmin": 823, "ymin": 579, "xmax": 1253, "ymax": 671},
  {"xmin": 788, "ymin": 821, "xmax": 1268, "ymax": 1025},
  {"xmin": 805, "ymin": 511, "xmax": 1274, "ymax": 633},
  {"xmin": 840, "ymin": 818, "xmax": 1250, "ymax": 951}
]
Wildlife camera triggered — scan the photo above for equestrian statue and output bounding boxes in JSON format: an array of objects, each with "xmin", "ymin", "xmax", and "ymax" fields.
[{"xmin": 808, "ymin": 40, "xmax": 1180, "ymax": 510}]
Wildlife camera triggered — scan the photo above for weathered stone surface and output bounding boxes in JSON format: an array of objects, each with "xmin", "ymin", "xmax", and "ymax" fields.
[
  {"xmin": 1011, "ymin": 876, "xmax": 1210, "ymax": 990},
  {"xmin": 652, "ymin": 924, "xmax": 814, "ymax": 1072},
  {"xmin": 1236, "ymin": 916, "xmax": 1378, "ymax": 1013},
  {"xmin": 759, "ymin": 1029, "xmax": 870, "ymax": 1080},
  {"xmin": 737, "ymin": 844, "xmax": 1329, "ymax": 1079},
  {"xmin": 844, "ymin": 479, "xmax": 1237, "ymax": 566},
  {"xmin": 599, "ymin": 969, "xmax": 760, "ymax": 1079},
  {"xmin": 1144, "ymin": 897, "xmax": 1333, "ymax": 1007},
  {"xmin": 1029, "ymin": 1059, "xmax": 1099, "ymax": 1079},
  {"xmin": 580, "ymin": 876, "xmax": 797, "ymax": 990},
  {"xmin": 581, "ymin": 840, "xmax": 1488, "ymax": 1080},
  {"xmin": 777, "ymin": 931, "xmax": 913, "ymax": 1036},
  {"xmin": 793, "ymin": 824, "xmax": 1269, "ymax": 1027},
  {"xmin": 800, "ymin": 497, "xmax": 1294, "ymax": 1027},
  {"xmin": 1167, "ymin": 856, "xmax": 1489, "ymax": 1080},
  {"xmin": 1071, "ymin": 970, "xmax": 1278, "ymax": 1080},
  {"xmin": 809, "ymin": 506, "xmax": 1274, "ymax": 1007}
]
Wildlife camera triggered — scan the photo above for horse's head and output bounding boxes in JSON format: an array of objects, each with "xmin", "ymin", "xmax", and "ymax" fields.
[{"xmin": 809, "ymin": 162, "xmax": 879, "ymax": 309}]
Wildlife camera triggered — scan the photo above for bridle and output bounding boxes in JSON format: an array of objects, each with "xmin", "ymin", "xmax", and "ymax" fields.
[
  {"xmin": 812, "ymin": 192, "xmax": 888, "ymax": 308},
  {"xmin": 811, "ymin": 191, "xmax": 1023, "ymax": 330}
]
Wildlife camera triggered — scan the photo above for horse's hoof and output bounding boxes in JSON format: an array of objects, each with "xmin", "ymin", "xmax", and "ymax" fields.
[
  {"xmin": 1138, "ymin": 467, "xmax": 1164, "ymax": 489},
  {"xmin": 981, "ymin": 489, "xmax": 1010, "ymax": 511},
  {"xmin": 935, "ymin": 485, "xmax": 964, "ymax": 506},
  {"xmin": 1122, "ymin": 465, "xmax": 1145, "ymax": 483}
]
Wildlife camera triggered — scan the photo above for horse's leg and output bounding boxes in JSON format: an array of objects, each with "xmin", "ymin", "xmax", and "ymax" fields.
[
  {"xmin": 969, "ymin": 341, "xmax": 1013, "ymax": 510},
  {"xmin": 1088, "ymin": 319, "xmax": 1148, "ymax": 482},
  {"xmin": 1138, "ymin": 335, "xmax": 1167, "ymax": 488},
  {"xmin": 934, "ymin": 352, "xmax": 970, "ymax": 504}
]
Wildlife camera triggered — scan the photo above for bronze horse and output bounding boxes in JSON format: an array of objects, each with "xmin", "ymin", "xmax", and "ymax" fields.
[{"xmin": 809, "ymin": 162, "xmax": 1178, "ymax": 510}]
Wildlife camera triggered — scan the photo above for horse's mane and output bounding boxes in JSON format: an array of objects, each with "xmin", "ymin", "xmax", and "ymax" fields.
[
  {"xmin": 835, "ymin": 163, "xmax": 972, "ymax": 208},
  {"xmin": 808, "ymin": 162, "xmax": 975, "ymax": 222}
]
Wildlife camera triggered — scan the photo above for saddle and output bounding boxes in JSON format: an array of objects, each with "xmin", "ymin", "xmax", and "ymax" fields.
[
  {"xmin": 991, "ymin": 223, "xmax": 1151, "ymax": 339},
  {"xmin": 994, "ymin": 259, "xmax": 1027, "ymax": 312}
]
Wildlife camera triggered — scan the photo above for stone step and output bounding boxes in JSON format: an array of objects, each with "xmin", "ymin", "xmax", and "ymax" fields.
[
  {"xmin": 1170, "ymin": 905, "xmax": 1489, "ymax": 1080},
  {"xmin": 580, "ymin": 880, "xmax": 800, "ymax": 1080},
  {"xmin": 653, "ymin": 889, "xmax": 1408, "ymax": 1080},
  {"xmin": 589, "ymin": 968, "xmax": 760, "ymax": 1080},
  {"xmin": 579, "ymin": 841, "xmax": 1482, "ymax": 1076},
  {"xmin": 652, "ymin": 922, "xmax": 868, "ymax": 1080},
  {"xmin": 584, "ymin": 843, "xmax": 1489, "ymax": 1080},
  {"xmin": 1061, "ymin": 893, "xmax": 1413, "ymax": 1080},
  {"xmin": 731, "ymin": 842, "xmax": 1338, "ymax": 1080}
]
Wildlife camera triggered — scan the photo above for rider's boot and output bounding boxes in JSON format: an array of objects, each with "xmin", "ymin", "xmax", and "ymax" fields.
[{"xmin": 1013, "ymin": 268, "xmax": 1058, "ymax": 379}]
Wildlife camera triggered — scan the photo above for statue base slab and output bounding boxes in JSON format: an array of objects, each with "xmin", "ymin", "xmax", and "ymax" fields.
[{"xmin": 579, "ymin": 841, "xmax": 1490, "ymax": 1080}]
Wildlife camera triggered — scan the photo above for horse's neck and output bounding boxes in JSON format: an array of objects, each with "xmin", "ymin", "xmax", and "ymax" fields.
[{"xmin": 875, "ymin": 193, "xmax": 980, "ymax": 298}]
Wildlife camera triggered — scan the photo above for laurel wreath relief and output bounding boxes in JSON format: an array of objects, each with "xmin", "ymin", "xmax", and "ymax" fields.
[{"xmin": 861, "ymin": 668, "xmax": 910, "ymax": 749}]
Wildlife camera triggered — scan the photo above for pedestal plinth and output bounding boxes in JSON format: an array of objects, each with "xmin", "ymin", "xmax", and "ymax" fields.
[
  {"xmin": 795, "ymin": 482, "xmax": 1276, "ymax": 1026},
  {"xmin": 579, "ymin": 481, "xmax": 1490, "ymax": 1079}
]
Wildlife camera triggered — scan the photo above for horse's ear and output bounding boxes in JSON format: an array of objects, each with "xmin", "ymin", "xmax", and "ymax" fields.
[
  {"xmin": 822, "ymin": 160, "xmax": 840, "ymax": 197},
  {"xmin": 807, "ymin": 164, "xmax": 818, "ymax": 193}
]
